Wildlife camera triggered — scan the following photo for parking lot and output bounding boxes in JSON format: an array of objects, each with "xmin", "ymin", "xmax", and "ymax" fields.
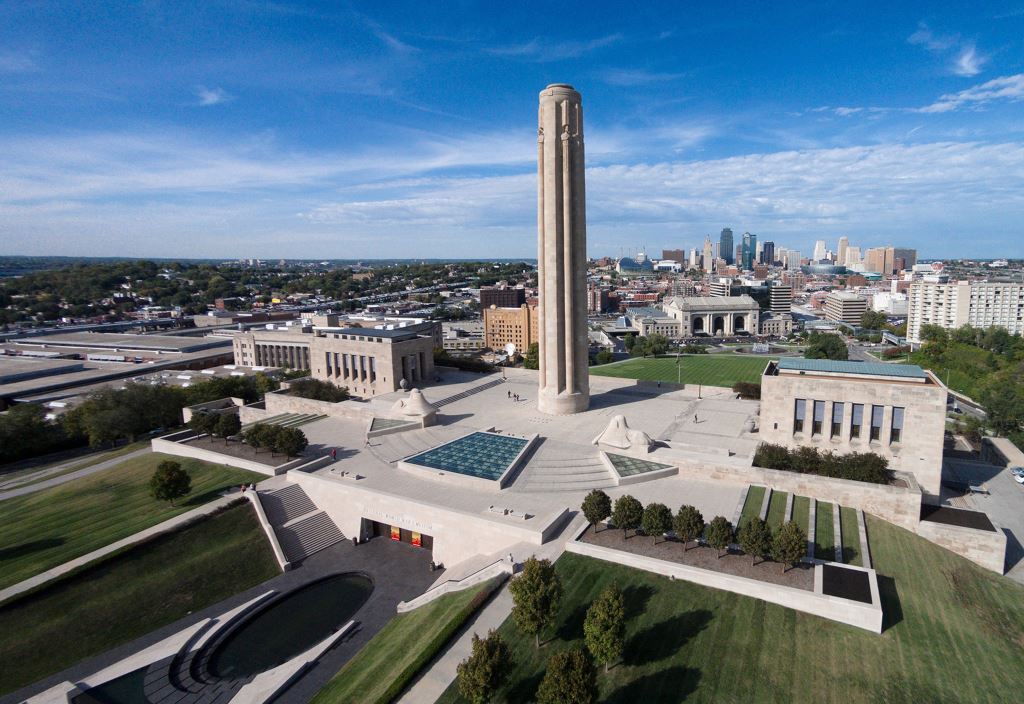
[{"xmin": 943, "ymin": 455, "xmax": 1024, "ymax": 584}]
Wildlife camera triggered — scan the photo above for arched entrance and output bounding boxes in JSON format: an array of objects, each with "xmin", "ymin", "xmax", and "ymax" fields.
[
  {"xmin": 713, "ymin": 316, "xmax": 725, "ymax": 335},
  {"xmin": 692, "ymin": 316, "xmax": 705, "ymax": 334},
  {"xmin": 733, "ymin": 314, "xmax": 746, "ymax": 332}
]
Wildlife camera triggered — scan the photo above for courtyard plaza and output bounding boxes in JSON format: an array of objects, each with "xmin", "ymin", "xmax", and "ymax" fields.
[{"xmin": 291, "ymin": 368, "xmax": 755, "ymax": 579}]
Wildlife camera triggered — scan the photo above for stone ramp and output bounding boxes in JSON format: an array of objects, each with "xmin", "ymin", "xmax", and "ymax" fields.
[{"xmin": 427, "ymin": 377, "xmax": 505, "ymax": 408}]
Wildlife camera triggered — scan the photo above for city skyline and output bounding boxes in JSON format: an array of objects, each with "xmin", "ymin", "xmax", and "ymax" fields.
[{"xmin": 2, "ymin": 2, "xmax": 1024, "ymax": 259}]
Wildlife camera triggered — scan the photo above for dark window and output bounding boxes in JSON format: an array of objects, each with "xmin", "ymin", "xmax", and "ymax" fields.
[
  {"xmin": 851, "ymin": 404, "xmax": 863, "ymax": 439},
  {"xmin": 870, "ymin": 405, "xmax": 884, "ymax": 441},
  {"xmin": 831, "ymin": 402, "xmax": 844, "ymax": 438},
  {"xmin": 891, "ymin": 407, "xmax": 904, "ymax": 444},
  {"xmin": 794, "ymin": 399, "xmax": 806, "ymax": 434},
  {"xmin": 812, "ymin": 400, "xmax": 825, "ymax": 436}
]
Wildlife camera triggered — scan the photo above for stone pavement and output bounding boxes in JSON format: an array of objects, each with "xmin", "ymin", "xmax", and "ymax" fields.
[{"xmin": 0, "ymin": 447, "xmax": 152, "ymax": 501}]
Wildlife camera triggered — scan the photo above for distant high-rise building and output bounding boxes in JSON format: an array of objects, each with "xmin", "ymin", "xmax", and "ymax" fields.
[
  {"xmin": 883, "ymin": 246, "xmax": 895, "ymax": 275},
  {"xmin": 480, "ymin": 285, "xmax": 526, "ymax": 309},
  {"xmin": 907, "ymin": 280, "xmax": 1024, "ymax": 343},
  {"xmin": 785, "ymin": 249, "xmax": 801, "ymax": 271},
  {"xmin": 824, "ymin": 291, "xmax": 868, "ymax": 326},
  {"xmin": 735, "ymin": 244, "xmax": 743, "ymax": 264},
  {"xmin": 741, "ymin": 232, "xmax": 757, "ymax": 270},
  {"xmin": 662, "ymin": 248, "xmax": 685, "ymax": 263},
  {"xmin": 893, "ymin": 248, "xmax": 917, "ymax": 271},
  {"xmin": 837, "ymin": 236, "xmax": 849, "ymax": 266},
  {"xmin": 762, "ymin": 241, "xmax": 775, "ymax": 265},
  {"xmin": 864, "ymin": 247, "xmax": 887, "ymax": 274},
  {"xmin": 689, "ymin": 248, "xmax": 700, "ymax": 269},
  {"xmin": 813, "ymin": 239, "xmax": 827, "ymax": 262},
  {"xmin": 719, "ymin": 228, "xmax": 734, "ymax": 265},
  {"xmin": 768, "ymin": 281, "xmax": 792, "ymax": 314},
  {"xmin": 702, "ymin": 235, "xmax": 714, "ymax": 273},
  {"xmin": 845, "ymin": 246, "xmax": 861, "ymax": 268}
]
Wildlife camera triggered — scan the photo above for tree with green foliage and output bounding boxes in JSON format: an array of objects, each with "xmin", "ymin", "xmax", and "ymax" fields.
[
  {"xmin": 623, "ymin": 333, "xmax": 636, "ymax": 351},
  {"xmin": 772, "ymin": 520, "xmax": 808, "ymax": 573},
  {"xmin": 509, "ymin": 557, "xmax": 562, "ymax": 649},
  {"xmin": 673, "ymin": 505, "xmax": 705, "ymax": 551},
  {"xmin": 242, "ymin": 424, "xmax": 268, "ymax": 453},
  {"xmin": 804, "ymin": 332, "xmax": 848, "ymax": 361},
  {"xmin": 0, "ymin": 403, "xmax": 77, "ymax": 464},
  {"xmin": 706, "ymin": 516, "xmax": 734, "ymax": 558},
  {"xmin": 594, "ymin": 349, "xmax": 614, "ymax": 365},
  {"xmin": 581, "ymin": 489, "xmax": 612, "ymax": 533},
  {"xmin": 644, "ymin": 333, "xmax": 669, "ymax": 356},
  {"xmin": 611, "ymin": 495, "xmax": 643, "ymax": 539},
  {"xmin": 456, "ymin": 629, "xmax": 513, "ymax": 704},
  {"xmin": 979, "ymin": 364, "xmax": 1024, "ymax": 436},
  {"xmin": 535, "ymin": 647, "xmax": 598, "ymax": 704},
  {"xmin": 737, "ymin": 517, "xmax": 773, "ymax": 565},
  {"xmin": 583, "ymin": 584, "xmax": 625, "ymax": 673},
  {"xmin": 272, "ymin": 426, "xmax": 308, "ymax": 457},
  {"xmin": 149, "ymin": 460, "xmax": 191, "ymax": 506},
  {"xmin": 214, "ymin": 413, "xmax": 241, "ymax": 442},
  {"xmin": 523, "ymin": 342, "xmax": 540, "ymax": 370},
  {"xmin": 860, "ymin": 310, "xmax": 888, "ymax": 330},
  {"xmin": 287, "ymin": 378, "xmax": 350, "ymax": 403},
  {"xmin": 188, "ymin": 411, "xmax": 217, "ymax": 437},
  {"xmin": 641, "ymin": 502, "xmax": 673, "ymax": 544}
]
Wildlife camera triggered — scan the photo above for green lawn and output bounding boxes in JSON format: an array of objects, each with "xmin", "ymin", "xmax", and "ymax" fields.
[
  {"xmin": 814, "ymin": 501, "xmax": 836, "ymax": 561},
  {"xmin": 311, "ymin": 577, "xmax": 504, "ymax": 704},
  {"xmin": 737, "ymin": 486, "xmax": 765, "ymax": 530},
  {"xmin": 438, "ymin": 516, "xmax": 1024, "ymax": 703},
  {"xmin": 0, "ymin": 502, "xmax": 278, "ymax": 695},
  {"xmin": 591, "ymin": 354, "xmax": 774, "ymax": 388},
  {"xmin": 791, "ymin": 496, "xmax": 811, "ymax": 536},
  {"xmin": 0, "ymin": 452, "xmax": 264, "ymax": 591},
  {"xmin": 840, "ymin": 507, "xmax": 863, "ymax": 566},
  {"xmin": 765, "ymin": 491, "xmax": 789, "ymax": 529},
  {"xmin": 0, "ymin": 441, "xmax": 148, "ymax": 488}
]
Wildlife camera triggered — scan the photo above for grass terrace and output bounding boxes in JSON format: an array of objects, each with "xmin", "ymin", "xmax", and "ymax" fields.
[
  {"xmin": 815, "ymin": 501, "xmax": 836, "ymax": 561},
  {"xmin": 0, "ymin": 453, "xmax": 264, "ymax": 590},
  {"xmin": 791, "ymin": 496, "xmax": 811, "ymax": 535},
  {"xmin": 591, "ymin": 354, "xmax": 773, "ymax": 388},
  {"xmin": 438, "ymin": 516, "xmax": 1024, "ymax": 703},
  {"xmin": 765, "ymin": 490, "xmax": 789, "ymax": 528},
  {"xmin": 841, "ymin": 507, "xmax": 863, "ymax": 566},
  {"xmin": 0, "ymin": 503, "xmax": 278, "ymax": 695},
  {"xmin": 737, "ymin": 486, "xmax": 766, "ymax": 530},
  {"xmin": 311, "ymin": 578, "xmax": 503, "ymax": 704}
]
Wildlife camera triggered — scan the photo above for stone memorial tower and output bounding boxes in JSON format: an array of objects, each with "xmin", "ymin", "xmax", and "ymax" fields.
[{"xmin": 537, "ymin": 83, "xmax": 590, "ymax": 415}]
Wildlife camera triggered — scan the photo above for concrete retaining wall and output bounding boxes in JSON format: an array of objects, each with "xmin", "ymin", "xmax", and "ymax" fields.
[
  {"xmin": 397, "ymin": 560, "xmax": 511, "ymax": 613},
  {"xmin": 916, "ymin": 516, "xmax": 1007, "ymax": 574},
  {"xmin": 150, "ymin": 435, "xmax": 289, "ymax": 477},
  {"xmin": 669, "ymin": 455, "xmax": 922, "ymax": 531},
  {"xmin": 567, "ymin": 529, "xmax": 882, "ymax": 633},
  {"xmin": 263, "ymin": 391, "xmax": 374, "ymax": 423},
  {"xmin": 245, "ymin": 491, "xmax": 291, "ymax": 571},
  {"xmin": 287, "ymin": 471, "xmax": 559, "ymax": 570}
]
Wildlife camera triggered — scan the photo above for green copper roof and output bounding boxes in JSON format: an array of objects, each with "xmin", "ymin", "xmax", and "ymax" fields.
[{"xmin": 776, "ymin": 358, "xmax": 927, "ymax": 379}]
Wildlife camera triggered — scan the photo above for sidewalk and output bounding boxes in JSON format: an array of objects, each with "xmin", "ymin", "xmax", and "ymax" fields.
[
  {"xmin": 0, "ymin": 489, "xmax": 246, "ymax": 605},
  {"xmin": 396, "ymin": 514, "xmax": 586, "ymax": 704},
  {"xmin": 0, "ymin": 448, "xmax": 152, "ymax": 501}
]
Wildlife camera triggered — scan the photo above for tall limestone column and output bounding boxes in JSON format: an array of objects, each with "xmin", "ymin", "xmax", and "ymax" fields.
[{"xmin": 537, "ymin": 83, "xmax": 589, "ymax": 415}]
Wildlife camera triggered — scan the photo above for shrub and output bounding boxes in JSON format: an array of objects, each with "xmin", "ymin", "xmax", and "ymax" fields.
[
  {"xmin": 611, "ymin": 495, "xmax": 643, "ymax": 539},
  {"xmin": 732, "ymin": 381, "xmax": 761, "ymax": 399},
  {"xmin": 673, "ymin": 505, "xmax": 705, "ymax": 551},
  {"xmin": 737, "ymin": 517, "xmax": 772, "ymax": 565},
  {"xmin": 581, "ymin": 490, "xmax": 612, "ymax": 532},
  {"xmin": 705, "ymin": 516, "xmax": 734, "ymax": 558},
  {"xmin": 286, "ymin": 378, "xmax": 350, "ymax": 403},
  {"xmin": 640, "ymin": 502, "xmax": 673, "ymax": 545},
  {"xmin": 754, "ymin": 443, "xmax": 891, "ymax": 484}
]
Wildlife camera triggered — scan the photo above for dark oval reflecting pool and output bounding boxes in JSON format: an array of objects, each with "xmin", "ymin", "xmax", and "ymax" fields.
[{"xmin": 208, "ymin": 573, "xmax": 373, "ymax": 679}]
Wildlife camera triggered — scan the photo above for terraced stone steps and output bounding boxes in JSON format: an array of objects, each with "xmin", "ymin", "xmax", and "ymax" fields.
[
  {"xmin": 260, "ymin": 484, "xmax": 317, "ymax": 525},
  {"xmin": 276, "ymin": 512, "xmax": 346, "ymax": 563},
  {"xmin": 240, "ymin": 412, "xmax": 327, "ymax": 431},
  {"xmin": 429, "ymin": 377, "xmax": 505, "ymax": 407}
]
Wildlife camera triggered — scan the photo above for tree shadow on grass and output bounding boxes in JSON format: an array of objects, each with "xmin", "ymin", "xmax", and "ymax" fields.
[
  {"xmin": 624, "ymin": 610, "xmax": 712, "ymax": 666},
  {"xmin": 603, "ymin": 666, "xmax": 702, "ymax": 704},
  {"xmin": 622, "ymin": 584, "xmax": 655, "ymax": 620},
  {"xmin": 877, "ymin": 575, "xmax": 904, "ymax": 631},
  {"xmin": 505, "ymin": 669, "xmax": 545, "ymax": 704},
  {"xmin": 556, "ymin": 602, "xmax": 590, "ymax": 641},
  {"xmin": 182, "ymin": 488, "xmax": 233, "ymax": 508},
  {"xmin": 0, "ymin": 537, "xmax": 64, "ymax": 561}
]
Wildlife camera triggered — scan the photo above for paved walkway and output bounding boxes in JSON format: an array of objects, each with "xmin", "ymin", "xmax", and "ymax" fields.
[
  {"xmin": 0, "ymin": 447, "xmax": 152, "ymax": 501},
  {"xmin": 396, "ymin": 515, "xmax": 587, "ymax": 704},
  {"xmin": 0, "ymin": 490, "xmax": 240, "ymax": 605}
]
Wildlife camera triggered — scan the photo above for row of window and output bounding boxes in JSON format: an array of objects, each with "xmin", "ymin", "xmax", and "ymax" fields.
[{"xmin": 793, "ymin": 399, "xmax": 904, "ymax": 444}]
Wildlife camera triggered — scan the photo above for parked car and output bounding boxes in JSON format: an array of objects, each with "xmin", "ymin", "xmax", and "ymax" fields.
[
  {"xmin": 1009, "ymin": 467, "xmax": 1024, "ymax": 477},
  {"xmin": 1014, "ymin": 474, "xmax": 1024, "ymax": 485}
]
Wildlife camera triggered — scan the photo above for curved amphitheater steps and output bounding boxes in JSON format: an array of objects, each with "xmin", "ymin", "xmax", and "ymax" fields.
[{"xmin": 516, "ymin": 444, "xmax": 614, "ymax": 493}]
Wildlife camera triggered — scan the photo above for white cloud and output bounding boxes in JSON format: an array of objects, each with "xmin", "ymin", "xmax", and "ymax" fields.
[
  {"xmin": 195, "ymin": 86, "xmax": 232, "ymax": 106},
  {"xmin": 486, "ymin": 34, "xmax": 622, "ymax": 61},
  {"xmin": 920, "ymin": 74, "xmax": 1024, "ymax": 113},
  {"xmin": 907, "ymin": 23, "xmax": 958, "ymax": 51},
  {"xmin": 953, "ymin": 45, "xmax": 987, "ymax": 77},
  {"xmin": 0, "ymin": 51, "xmax": 38, "ymax": 73}
]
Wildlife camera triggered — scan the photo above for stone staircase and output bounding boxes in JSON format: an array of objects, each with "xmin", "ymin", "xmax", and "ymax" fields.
[
  {"xmin": 514, "ymin": 442, "xmax": 614, "ymax": 493},
  {"xmin": 428, "ymin": 377, "xmax": 505, "ymax": 407},
  {"xmin": 258, "ymin": 484, "xmax": 345, "ymax": 563},
  {"xmin": 371, "ymin": 426, "xmax": 464, "ymax": 464}
]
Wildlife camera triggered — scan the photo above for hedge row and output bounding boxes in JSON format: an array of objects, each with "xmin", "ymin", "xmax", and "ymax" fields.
[{"xmin": 753, "ymin": 443, "xmax": 891, "ymax": 484}]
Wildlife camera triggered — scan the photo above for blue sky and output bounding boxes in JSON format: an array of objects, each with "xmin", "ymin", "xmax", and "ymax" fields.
[{"xmin": 1, "ymin": 1, "xmax": 1023, "ymax": 260}]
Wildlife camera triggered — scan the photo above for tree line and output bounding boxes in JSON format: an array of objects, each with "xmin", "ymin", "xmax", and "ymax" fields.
[{"xmin": 754, "ymin": 443, "xmax": 891, "ymax": 484}]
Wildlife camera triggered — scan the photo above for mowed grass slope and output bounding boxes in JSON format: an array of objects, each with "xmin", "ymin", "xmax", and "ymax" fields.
[
  {"xmin": 311, "ymin": 578, "xmax": 502, "ymax": 704},
  {"xmin": 439, "ymin": 516, "xmax": 1024, "ymax": 704},
  {"xmin": 0, "ymin": 453, "xmax": 264, "ymax": 590},
  {"xmin": 591, "ymin": 354, "xmax": 773, "ymax": 388},
  {"xmin": 0, "ymin": 503, "xmax": 278, "ymax": 695}
]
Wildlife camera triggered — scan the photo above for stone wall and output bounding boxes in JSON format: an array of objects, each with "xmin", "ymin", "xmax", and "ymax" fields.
[
  {"xmin": 915, "ymin": 517, "xmax": 1008, "ymax": 574},
  {"xmin": 666, "ymin": 453, "xmax": 923, "ymax": 531},
  {"xmin": 263, "ymin": 390, "xmax": 375, "ymax": 423},
  {"xmin": 150, "ymin": 433, "xmax": 309, "ymax": 477},
  {"xmin": 288, "ymin": 470, "xmax": 565, "ymax": 569}
]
